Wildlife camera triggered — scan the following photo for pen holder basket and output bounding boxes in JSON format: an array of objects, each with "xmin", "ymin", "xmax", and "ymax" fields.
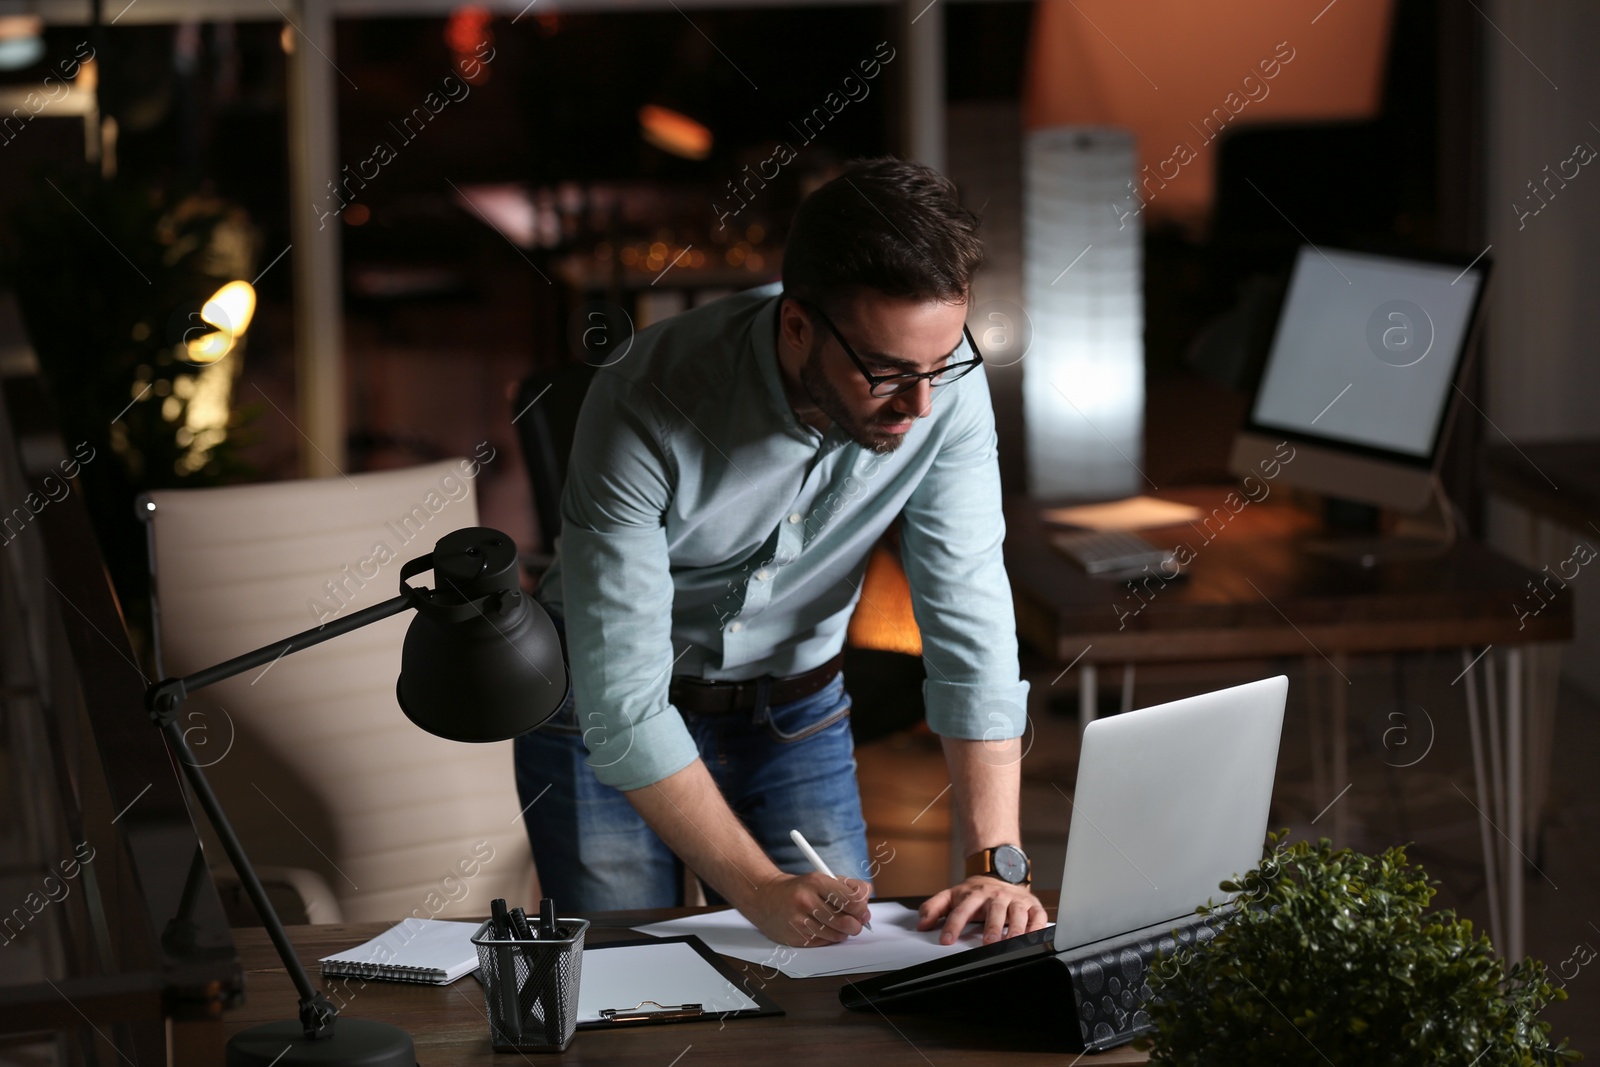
[{"xmin": 472, "ymin": 917, "xmax": 589, "ymax": 1052}]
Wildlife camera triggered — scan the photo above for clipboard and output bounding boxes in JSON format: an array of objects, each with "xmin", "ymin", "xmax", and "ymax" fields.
[{"xmin": 577, "ymin": 935, "xmax": 783, "ymax": 1030}]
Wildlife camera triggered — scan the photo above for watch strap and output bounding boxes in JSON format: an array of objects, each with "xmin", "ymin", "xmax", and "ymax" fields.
[
  {"xmin": 965, "ymin": 845, "xmax": 1032, "ymax": 885},
  {"xmin": 964, "ymin": 850, "xmax": 993, "ymax": 880}
]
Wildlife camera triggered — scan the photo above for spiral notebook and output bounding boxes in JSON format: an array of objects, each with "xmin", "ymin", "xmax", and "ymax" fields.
[{"xmin": 320, "ymin": 919, "xmax": 481, "ymax": 985}]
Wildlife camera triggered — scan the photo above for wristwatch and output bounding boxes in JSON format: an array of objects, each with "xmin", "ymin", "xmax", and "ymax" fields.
[{"xmin": 965, "ymin": 844, "xmax": 1032, "ymax": 886}]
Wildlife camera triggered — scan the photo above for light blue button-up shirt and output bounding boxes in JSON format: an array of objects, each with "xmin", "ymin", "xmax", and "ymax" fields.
[{"xmin": 538, "ymin": 282, "xmax": 1030, "ymax": 791}]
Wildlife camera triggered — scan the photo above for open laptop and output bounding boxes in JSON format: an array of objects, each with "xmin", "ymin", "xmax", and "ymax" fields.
[{"xmin": 841, "ymin": 675, "xmax": 1286, "ymax": 1007}]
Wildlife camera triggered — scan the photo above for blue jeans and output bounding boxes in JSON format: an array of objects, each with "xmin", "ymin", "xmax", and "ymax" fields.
[{"xmin": 513, "ymin": 671, "xmax": 870, "ymax": 911}]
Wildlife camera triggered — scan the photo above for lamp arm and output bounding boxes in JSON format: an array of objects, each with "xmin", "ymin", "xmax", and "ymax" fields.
[
  {"xmin": 163, "ymin": 591, "xmax": 417, "ymax": 699},
  {"xmin": 144, "ymin": 590, "xmax": 418, "ymax": 1040}
]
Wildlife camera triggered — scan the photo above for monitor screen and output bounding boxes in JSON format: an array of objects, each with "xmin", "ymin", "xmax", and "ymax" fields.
[{"xmin": 1249, "ymin": 247, "xmax": 1485, "ymax": 462}]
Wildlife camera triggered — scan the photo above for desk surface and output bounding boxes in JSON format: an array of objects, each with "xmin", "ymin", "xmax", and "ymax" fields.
[
  {"xmin": 213, "ymin": 897, "xmax": 1146, "ymax": 1065},
  {"xmin": 1006, "ymin": 488, "xmax": 1574, "ymax": 663}
]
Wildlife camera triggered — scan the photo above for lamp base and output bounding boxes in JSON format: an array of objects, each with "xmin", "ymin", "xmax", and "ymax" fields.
[{"xmin": 226, "ymin": 1019, "xmax": 416, "ymax": 1067}]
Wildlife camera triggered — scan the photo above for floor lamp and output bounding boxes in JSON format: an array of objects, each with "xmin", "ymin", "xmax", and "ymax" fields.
[
  {"xmin": 1022, "ymin": 125, "xmax": 1145, "ymax": 500},
  {"xmin": 146, "ymin": 527, "xmax": 568, "ymax": 1067}
]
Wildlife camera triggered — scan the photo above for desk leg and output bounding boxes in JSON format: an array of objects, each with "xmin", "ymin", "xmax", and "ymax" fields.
[
  {"xmin": 1507, "ymin": 647, "xmax": 1524, "ymax": 963},
  {"xmin": 1461, "ymin": 647, "xmax": 1505, "ymax": 954},
  {"xmin": 1485, "ymin": 654, "xmax": 1507, "ymax": 863},
  {"xmin": 1461, "ymin": 645, "xmax": 1527, "ymax": 962},
  {"xmin": 1080, "ymin": 662, "xmax": 1097, "ymax": 737},
  {"xmin": 1487, "ymin": 652, "xmax": 1530, "ymax": 963}
]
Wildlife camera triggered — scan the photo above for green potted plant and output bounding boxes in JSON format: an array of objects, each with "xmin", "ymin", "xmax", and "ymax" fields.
[{"xmin": 1138, "ymin": 833, "xmax": 1580, "ymax": 1065}]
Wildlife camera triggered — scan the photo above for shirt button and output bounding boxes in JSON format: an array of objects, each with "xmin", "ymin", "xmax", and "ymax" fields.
[
  {"xmin": 788, "ymin": 513, "xmax": 802, "ymax": 524},
  {"xmin": 728, "ymin": 621, "xmax": 743, "ymax": 633},
  {"xmin": 755, "ymin": 569, "xmax": 772, "ymax": 581}
]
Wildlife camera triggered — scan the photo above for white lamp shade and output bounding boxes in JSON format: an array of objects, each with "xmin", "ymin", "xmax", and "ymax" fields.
[{"xmin": 1022, "ymin": 126, "xmax": 1145, "ymax": 500}]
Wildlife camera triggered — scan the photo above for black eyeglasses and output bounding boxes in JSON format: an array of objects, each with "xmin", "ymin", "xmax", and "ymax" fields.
[{"xmin": 804, "ymin": 302, "xmax": 984, "ymax": 398}]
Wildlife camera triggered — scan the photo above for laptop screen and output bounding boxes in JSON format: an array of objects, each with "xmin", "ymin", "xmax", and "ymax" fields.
[{"xmin": 1054, "ymin": 676, "xmax": 1287, "ymax": 952}]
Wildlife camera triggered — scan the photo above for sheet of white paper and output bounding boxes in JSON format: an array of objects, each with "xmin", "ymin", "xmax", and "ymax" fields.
[
  {"xmin": 632, "ymin": 903, "xmax": 985, "ymax": 979},
  {"xmin": 577, "ymin": 940, "xmax": 758, "ymax": 1024},
  {"xmin": 1042, "ymin": 495, "xmax": 1204, "ymax": 531}
]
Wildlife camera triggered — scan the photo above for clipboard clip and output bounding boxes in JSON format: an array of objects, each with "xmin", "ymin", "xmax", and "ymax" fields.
[{"xmin": 599, "ymin": 1000, "xmax": 706, "ymax": 1023}]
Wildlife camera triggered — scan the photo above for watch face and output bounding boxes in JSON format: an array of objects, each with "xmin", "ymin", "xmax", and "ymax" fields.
[{"xmin": 993, "ymin": 845, "xmax": 1029, "ymax": 884}]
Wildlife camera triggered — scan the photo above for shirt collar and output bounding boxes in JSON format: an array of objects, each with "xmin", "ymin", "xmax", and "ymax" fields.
[
  {"xmin": 752, "ymin": 290, "xmax": 819, "ymax": 442},
  {"xmin": 751, "ymin": 288, "xmax": 863, "ymax": 456}
]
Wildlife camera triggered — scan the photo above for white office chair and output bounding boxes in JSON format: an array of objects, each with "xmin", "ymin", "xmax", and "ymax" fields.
[{"xmin": 142, "ymin": 460, "xmax": 537, "ymax": 923}]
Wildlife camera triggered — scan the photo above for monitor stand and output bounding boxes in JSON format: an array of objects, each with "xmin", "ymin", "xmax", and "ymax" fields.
[
  {"xmin": 1304, "ymin": 476, "xmax": 1457, "ymax": 569},
  {"xmin": 1305, "ymin": 533, "xmax": 1450, "ymax": 568}
]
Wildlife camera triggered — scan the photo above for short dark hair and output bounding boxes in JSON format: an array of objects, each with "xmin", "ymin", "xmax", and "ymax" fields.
[{"xmin": 781, "ymin": 157, "xmax": 982, "ymax": 315}]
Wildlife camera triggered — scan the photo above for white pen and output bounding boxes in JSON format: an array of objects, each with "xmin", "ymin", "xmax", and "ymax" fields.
[{"xmin": 789, "ymin": 829, "xmax": 872, "ymax": 932}]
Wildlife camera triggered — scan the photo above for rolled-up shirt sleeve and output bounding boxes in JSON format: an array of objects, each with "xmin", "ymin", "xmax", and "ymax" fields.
[
  {"xmin": 557, "ymin": 370, "xmax": 700, "ymax": 791},
  {"xmin": 897, "ymin": 366, "xmax": 1031, "ymax": 741}
]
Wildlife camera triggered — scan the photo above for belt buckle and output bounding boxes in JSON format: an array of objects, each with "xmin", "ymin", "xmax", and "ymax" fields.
[
  {"xmin": 674, "ymin": 677, "xmax": 746, "ymax": 716},
  {"xmin": 740, "ymin": 681, "xmax": 762, "ymax": 714}
]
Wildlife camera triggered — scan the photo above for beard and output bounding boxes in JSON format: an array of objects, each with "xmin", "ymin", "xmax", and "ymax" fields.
[{"xmin": 798, "ymin": 341, "xmax": 911, "ymax": 454}]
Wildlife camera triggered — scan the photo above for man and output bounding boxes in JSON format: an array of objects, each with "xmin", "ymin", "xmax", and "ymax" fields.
[{"xmin": 515, "ymin": 157, "xmax": 1045, "ymax": 949}]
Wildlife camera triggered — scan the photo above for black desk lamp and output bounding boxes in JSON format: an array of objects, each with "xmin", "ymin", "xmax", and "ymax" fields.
[{"xmin": 145, "ymin": 527, "xmax": 568, "ymax": 1067}]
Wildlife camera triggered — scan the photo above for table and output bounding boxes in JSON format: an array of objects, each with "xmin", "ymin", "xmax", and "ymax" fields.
[
  {"xmin": 1004, "ymin": 488, "xmax": 1574, "ymax": 962},
  {"xmin": 197, "ymin": 896, "xmax": 1146, "ymax": 1065}
]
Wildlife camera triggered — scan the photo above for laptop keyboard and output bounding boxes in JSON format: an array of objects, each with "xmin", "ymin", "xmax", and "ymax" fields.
[{"xmin": 1049, "ymin": 529, "xmax": 1173, "ymax": 576}]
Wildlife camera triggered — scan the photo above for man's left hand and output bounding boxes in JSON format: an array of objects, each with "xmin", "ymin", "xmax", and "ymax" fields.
[{"xmin": 916, "ymin": 876, "xmax": 1049, "ymax": 946}]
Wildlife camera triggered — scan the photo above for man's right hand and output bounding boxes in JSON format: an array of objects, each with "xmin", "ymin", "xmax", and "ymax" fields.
[
  {"xmin": 626, "ymin": 763, "xmax": 872, "ymax": 947},
  {"xmin": 737, "ymin": 872, "xmax": 873, "ymax": 947}
]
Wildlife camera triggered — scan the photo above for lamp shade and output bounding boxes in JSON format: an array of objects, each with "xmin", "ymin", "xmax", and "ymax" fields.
[
  {"xmin": 397, "ymin": 527, "xmax": 568, "ymax": 742},
  {"xmin": 1022, "ymin": 126, "xmax": 1145, "ymax": 500}
]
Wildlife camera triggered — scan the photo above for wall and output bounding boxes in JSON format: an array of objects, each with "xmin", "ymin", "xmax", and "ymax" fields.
[{"xmin": 1483, "ymin": 0, "xmax": 1600, "ymax": 698}]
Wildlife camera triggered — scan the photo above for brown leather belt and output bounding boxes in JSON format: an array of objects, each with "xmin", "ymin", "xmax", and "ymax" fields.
[{"xmin": 670, "ymin": 653, "xmax": 845, "ymax": 716}]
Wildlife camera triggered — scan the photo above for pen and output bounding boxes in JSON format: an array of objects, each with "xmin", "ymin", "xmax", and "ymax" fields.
[
  {"xmin": 539, "ymin": 897, "xmax": 557, "ymax": 939},
  {"xmin": 489, "ymin": 898, "xmax": 524, "ymax": 1043},
  {"xmin": 789, "ymin": 829, "xmax": 871, "ymax": 932},
  {"xmin": 534, "ymin": 898, "xmax": 560, "ymax": 1046}
]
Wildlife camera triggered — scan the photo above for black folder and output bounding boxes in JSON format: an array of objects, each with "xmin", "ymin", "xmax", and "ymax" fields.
[{"xmin": 840, "ymin": 912, "xmax": 1228, "ymax": 1053}]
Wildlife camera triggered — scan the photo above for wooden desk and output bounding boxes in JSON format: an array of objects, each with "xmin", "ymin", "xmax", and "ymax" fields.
[
  {"xmin": 1004, "ymin": 487, "xmax": 1573, "ymax": 963},
  {"xmin": 1006, "ymin": 489, "xmax": 1572, "ymax": 663},
  {"xmin": 206, "ymin": 897, "xmax": 1145, "ymax": 1065}
]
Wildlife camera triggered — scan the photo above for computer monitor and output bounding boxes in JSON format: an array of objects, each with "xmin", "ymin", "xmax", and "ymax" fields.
[{"xmin": 1229, "ymin": 245, "xmax": 1490, "ymax": 513}]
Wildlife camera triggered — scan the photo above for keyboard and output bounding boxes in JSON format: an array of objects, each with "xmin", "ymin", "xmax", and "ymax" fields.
[{"xmin": 1049, "ymin": 529, "xmax": 1174, "ymax": 577}]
